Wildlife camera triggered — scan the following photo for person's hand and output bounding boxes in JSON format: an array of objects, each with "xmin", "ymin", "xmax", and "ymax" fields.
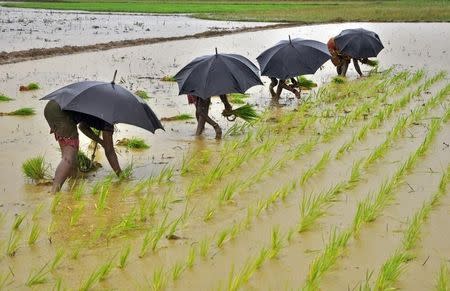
[{"xmin": 222, "ymin": 108, "xmax": 233, "ymax": 117}]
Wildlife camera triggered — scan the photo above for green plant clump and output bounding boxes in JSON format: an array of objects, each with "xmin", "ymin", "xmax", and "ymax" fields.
[
  {"xmin": 0, "ymin": 94, "xmax": 13, "ymax": 102},
  {"xmin": 228, "ymin": 93, "xmax": 249, "ymax": 104},
  {"xmin": 22, "ymin": 156, "xmax": 51, "ymax": 181},
  {"xmin": 161, "ymin": 75, "xmax": 176, "ymax": 82},
  {"xmin": 27, "ymin": 83, "xmax": 40, "ymax": 90},
  {"xmin": 135, "ymin": 90, "xmax": 150, "ymax": 99},
  {"xmin": 160, "ymin": 113, "xmax": 194, "ymax": 121},
  {"xmin": 230, "ymin": 104, "xmax": 259, "ymax": 122},
  {"xmin": 1, "ymin": 107, "xmax": 36, "ymax": 116},
  {"xmin": 117, "ymin": 137, "xmax": 150, "ymax": 149}
]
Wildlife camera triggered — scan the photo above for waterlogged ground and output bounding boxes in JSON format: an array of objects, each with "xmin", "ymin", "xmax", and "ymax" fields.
[
  {"xmin": 0, "ymin": 6, "xmax": 273, "ymax": 52},
  {"xmin": 0, "ymin": 21, "xmax": 449, "ymax": 290}
]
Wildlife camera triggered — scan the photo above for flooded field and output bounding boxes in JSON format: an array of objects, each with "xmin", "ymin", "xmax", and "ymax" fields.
[
  {"xmin": 0, "ymin": 16, "xmax": 449, "ymax": 291},
  {"xmin": 0, "ymin": 6, "xmax": 273, "ymax": 52}
]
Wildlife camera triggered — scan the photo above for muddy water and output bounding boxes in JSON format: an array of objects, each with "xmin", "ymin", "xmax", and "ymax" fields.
[
  {"xmin": 0, "ymin": 6, "xmax": 273, "ymax": 52},
  {"xmin": 0, "ymin": 20, "xmax": 449, "ymax": 290}
]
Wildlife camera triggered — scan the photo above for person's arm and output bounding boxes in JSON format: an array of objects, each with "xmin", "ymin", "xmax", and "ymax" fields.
[
  {"xmin": 78, "ymin": 122, "xmax": 104, "ymax": 145},
  {"xmin": 353, "ymin": 58, "xmax": 363, "ymax": 77},
  {"xmin": 101, "ymin": 131, "xmax": 122, "ymax": 176},
  {"xmin": 219, "ymin": 94, "xmax": 232, "ymax": 112}
]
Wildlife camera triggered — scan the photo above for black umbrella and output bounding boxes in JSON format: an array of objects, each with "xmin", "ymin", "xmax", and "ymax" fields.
[
  {"xmin": 257, "ymin": 36, "xmax": 331, "ymax": 80},
  {"xmin": 334, "ymin": 28, "xmax": 384, "ymax": 59},
  {"xmin": 174, "ymin": 48, "xmax": 263, "ymax": 100},
  {"xmin": 41, "ymin": 73, "xmax": 163, "ymax": 133}
]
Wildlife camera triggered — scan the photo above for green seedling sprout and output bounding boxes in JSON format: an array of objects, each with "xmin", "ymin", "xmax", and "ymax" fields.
[
  {"xmin": 72, "ymin": 181, "xmax": 86, "ymax": 200},
  {"xmin": 12, "ymin": 213, "xmax": 26, "ymax": 230},
  {"xmin": 28, "ymin": 223, "xmax": 41, "ymax": 246},
  {"xmin": 254, "ymin": 247, "xmax": 269, "ymax": 270},
  {"xmin": 96, "ymin": 179, "xmax": 112, "ymax": 212},
  {"xmin": 98, "ymin": 257, "xmax": 115, "ymax": 281},
  {"xmin": 22, "ymin": 156, "xmax": 51, "ymax": 181},
  {"xmin": 151, "ymin": 267, "xmax": 167, "ymax": 291},
  {"xmin": 217, "ymin": 229, "xmax": 229, "ymax": 248},
  {"xmin": 186, "ymin": 246, "xmax": 196, "ymax": 269},
  {"xmin": 373, "ymin": 250, "xmax": 413, "ymax": 290},
  {"xmin": 171, "ymin": 261, "xmax": 185, "ymax": 281},
  {"xmin": 436, "ymin": 262, "xmax": 449, "ymax": 291},
  {"xmin": 269, "ymin": 226, "xmax": 283, "ymax": 259},
  {"xmin": 51, "ymin": 248, "xmax": 64, "ymax": 271},
  {"xmin": 119, "ymin": 163, "xmax": 134, "ymax": 181},
  {"xmin": 218, "ymin": 181, "xmax": 240, "ymax": 204},
  {"xmin": 70, "ymin": 203, "xmax": 85, "ymax": 226},
  {"xmin": 199, "ymin": 238, "xmax": 210, "ymax": 259},
  {"xmin": 203, "ymin": 205, "xmax": 215, "ymax": 222},
  {"xmin": 0, "ymin": 271, "xmax": 13, "ymax": 289},
  {"xmin": 300, "ymin": 151, "xmax": 330, "ymax": 185},
  {"xmin": 6, "ymin": 229, "xmax": 20, "ymax": 256},
  {"xmin": 26, "ymin": 261, "xmax": 50, "ymax": 286},
  {"xmin": 79, "ymin": 267, "xmax": 101, "ymax": 291}
]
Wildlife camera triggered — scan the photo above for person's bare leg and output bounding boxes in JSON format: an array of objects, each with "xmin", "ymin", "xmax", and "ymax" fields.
[
  {"xmin": 102, "ymin": 131, "xmax": 121, "ymax": 176},
  {"xmin": 340, "ymin": 60, "xmax": 349, "ymax": 77},
  {"xmin": 276, "ymin": 79, "xmax": 284, "ymax": 99},
  {"xmin": 52, "ymin": 145, "xmax": 77, "ymax": 193},
  {"xmin": 197, "ymin": 98, "xmax": 221, "ymax": 139},
  {"xmin": 269, "ymin": 77, "xmax": 278, "ymax": 99},
  {"xmin": 353, "ymin": 58, "xmax": 363, "ymax": 77},
  {"xmin": 195, "ymin": 101, "xmax": 206, "ymax": 136}
]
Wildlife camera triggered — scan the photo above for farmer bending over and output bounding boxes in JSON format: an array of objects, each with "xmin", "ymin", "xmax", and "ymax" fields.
[
  {"xmin": 269, "ymin": 77, "xmax": 300, "ymax": 100},
  {"xmin": 44, "ymin": 100, "xmax": 122, "ymax": 193},
  {"xmin": 327, "ymin": 37, "xmax": 368, "ymax": 77},
  {"xmin": 188, "ymin": 94, "xmax": 232, "ymax": 139}
]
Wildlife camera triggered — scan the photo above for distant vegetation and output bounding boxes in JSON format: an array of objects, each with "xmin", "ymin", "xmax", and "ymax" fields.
[{"xmin": 2, "ymin": 1, "xmax": 449, "ymax": 23}]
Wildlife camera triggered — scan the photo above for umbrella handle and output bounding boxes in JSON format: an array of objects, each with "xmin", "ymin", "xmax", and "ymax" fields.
[
  {"xmin": 226, "ymin": 115, "xmax": 237, "ymax": 122},
  {"xmin": 111, "ymin": 70, "xmax": 118, "ymax": 84}
]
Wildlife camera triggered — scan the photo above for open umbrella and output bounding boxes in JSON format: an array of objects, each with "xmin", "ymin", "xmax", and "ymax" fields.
[
  {"xmin": 174, "ymin": 48, "xmax": 263, "ymax": 100},
  {"xmin": 334, "ymin": 28, "xmax": 384, "ymax": 59},
  {"xmin": 257, "ymin": 36, "xmax": 331, "ymax": 80},
  {"xmin": 40, "ymin": 72, "xmax": 164, "ymax": 133}
]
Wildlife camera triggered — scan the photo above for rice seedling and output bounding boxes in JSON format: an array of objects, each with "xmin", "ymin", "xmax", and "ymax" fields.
[
  {"xmin": 347, "ymin": 159, "xmax": 364, "ymax": 189},
  {"xmin": 117, "ymin": 137, "xmax": 150, "ymax": 149},
  {"xmin": 116, "ymin": 245, "xmax": 131, "ymax": 269},
  {"xmin": 304, "ymin": 229, "xmax": 351, "ymax": 290},
  {"xmin": 186, "ymin": 246, "xmax": 196, "ymax": 269},
  {"xmin": 243, "ymin": 206, "xmax": 254, "ymax": 229},
  {"xmin": 161, "ymin": 75, "xmax": 176, "ymax": 82},
  {"xmin": 1, "ymin": 107, "xmax": 36, "ymax": 116},
  {"xmin": 12, "ymin": 213, "xmax": 26, "ymax": 230},
  {"xmin": 27, "ymin": 82, "xmax": 40, "ymax": 90},
  {"xmin": 54, "ymin": 277, "xmax": 63, "ymax": 291},
  {"xmin": 26, "ymin": 261, "xmax": 50, "ymax": 286},
  {"xmin": 51, "ymin": 193, "xmax": 62, "ymax": 214},
  {"xmin": 6, "ymin": 230, "xmax": 20, "ymax": 256},
  {"xmin": 217, "ymin": 228, "xmax": 230, "ymax": 248},
  {"xmin": 160, "ymin": 113, "xmax": 194, "ymax": 121},
  {"xmin": 297, "ymin": 76, "xmax": 317, "ymax": 89},
  {"xmin": 97, "ymin": 257, "xmax": 115, "ymax": 281},
  {"xmin": 228, "ymin": 93, "xmax": 248, "ymax": 104},
  {"xmin": 135, "ymin": 90, "xmax": 150, "ymax": 99},
  {"xmin": 218, "ymin": 181, "xmax": 240, "ymax": 204},
  {"xmin": 373, "ymin": 250, "xmax": 413, "ymax": 290},
  {"xmin": 156, "ymin": 166, "xmax": 174, "ymax": 184},
  {"xmin": 118, "ymin": 163, "xmax": 134, "ymax": 181},
  {"xmin": 199, "ymin": 237, "xmax": 210, "ymax": 259},
  {"xmin": 229, "ymin": 104, "xmax": 259, "ymax": 122},
  {"xmin": 269, "ymin": 226, "xmax": 283, "ymax": 259},
  {"xmin": 77, "ymin": 150, "xmax": 93, "ymax": 172},
  {"xmin": 203, "ymin": 205, "xmax": 216, "ymax": 222},
  {"xmin": 254, "ymin": 247, "xmax": 269, "ymax": 270},
  {"xmin": 436, "ymin": 262, "xmax": 449, "ymax": 291},
  {"xmin": 70, "ymin": 203, "xmax": 85, "ymax": 226},
  {"xmin": 28, "ymin": 222, "xmax": 41, "ymax": 245},
  {"xmin": 300, "ymin": 151, "xmax": 330, "ymax": 185},
  {"xmin": 70, "ymin": 243, "xmax": 82, "ymax": 260},
  {"xmin": 22, "ymin": 155, "xmax": 51, "ymax": 181},
  {"xmin": 256, "ymin": 199, "xmax": 267, "ymax": 217},
  {"xmin": 79, "ymin": 268, "xmax": 101, "ymax": 291},
  {"xmin": 96, "ymin": 181, "xmax": 111, "ymax": 212},
  {"xmin": 150, "ymin": 267, "xmax": 167, "ymax": 291},
  {"xmin": 0, "ymin": 94, "xmax": 13, "ymax": 101},
  {"xmin": 0, "ymin": 271, "xmax": 13, "ymax": 289},
  {"xmin": 72, "ymin": 181, "xmax": 86, "ymax": 201},
  {"xmin": 171, "ymin": 261, "xmax": 185, "ymax": 281},
  {"xmin": 51, "ymin": 248, "xmax": 64, "ymax": 271},
  {"xmin": 226, "ymin": 258, "xmax": 256, "ymax": 291}
]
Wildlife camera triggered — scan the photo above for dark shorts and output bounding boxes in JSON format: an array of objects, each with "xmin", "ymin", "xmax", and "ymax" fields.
[{"xmin": 44, "ymin": 100, "xmax": 79, "ymax": 148}]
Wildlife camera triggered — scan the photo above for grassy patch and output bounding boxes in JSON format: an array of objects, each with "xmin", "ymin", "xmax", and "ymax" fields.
[
  {"xmin": 161, "ymin": 75, "xmax": 176, "ymax": 82},
  {"xmin": 1, "ymin": 107, "xmax": 35, "ymax": 116},
  {"xmin": 135, "ymin": 90, "xmax": 150, "ymax": 99},
  {"xmin": 0, "ymin": 94, "xmax": 13, "ymax": 102},
  {"xmin": 116, "ymin": 137, "xmax": 150, "ymax": 149},
  {"xmin": 22, "ymin": 156, "xmax": 51, "ymax": 182},
  {"xmin": 3, "ymin": 1, "xmax": 450, "ymax": 23},
  {"xmin": 228, "ymin": 93, "xmax": 249, "ymax": 104},
  {"xmin": 160, "ymin": 113, "xmax": 194, "ymax": 121},
  {"xmin": 20, "ymin": 83, "xmax": 40, "ymax": 91}
]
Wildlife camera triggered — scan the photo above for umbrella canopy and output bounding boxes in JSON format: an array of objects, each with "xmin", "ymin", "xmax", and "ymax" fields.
[
  {"xmin": 41, "ymin": 81, "xmax": 164, "ymax": 133},
  {"xmin": 257, "ymin": 37, "xmax": 331, "ymax": 80},
  {"xmin": 334, "ymin": 28, "xmax": 384, "ymax": 59},
  {"xmin": 174, "ymin": 49, "xmax": 263, "ymax": 100}
]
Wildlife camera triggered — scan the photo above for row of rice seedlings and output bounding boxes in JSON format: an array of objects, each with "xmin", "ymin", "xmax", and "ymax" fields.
[
  {"xmin": 335, "ymin": 72, "xmax": 443, "ymax": 159},
  {"xmin": 0, "ymin": 107, "xmax": 35, "ymax": 116},
  {"xmin": 353, "ymin": 118, "xmax": 442, "ymax": 235},
  {"xmin": 224, "ymin": 226, "xmax": 288, "ymax": 291},
  {"xmin": 302, "ymin": 116, "xmax": 445, "ymax": 290},
  {"xmin": 180, "ymin": 149, "xmax": 212, "ymax": 176},
  {"xmin": 22, "ymin": 155, "xmax": 51, "ymax": 182},
  {"xmin": 436, "ymin": 262, "xmax": 449, "ymax": 291},
  {"xmin": 369, "ymin": 166, "xmax": 449, "ymax": 290},
  {"xmin": 79, "ymin": 256, "xmax": 115, "ymax": 291}
]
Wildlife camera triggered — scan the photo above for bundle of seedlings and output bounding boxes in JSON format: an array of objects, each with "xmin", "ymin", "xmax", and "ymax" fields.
[
  {"xmin": 19, "ymin": 83, "xmax": 40, "ymax": 91},
  {"xmin": 116, "ymin": 137, "xmax": 150, "ymax": 149},
  {"xmin": 0, "ymin": 107, "xmax": 35, "ymax": 116},
  {"xmin": 223, "ymin": 104, "xmax": 259, "ymax": 122},
  {"xmin": 296, "ymin": 76, "xmax": 318, "ymax": 90},
  {"xmin": 228, "ymin": 93, "xmax": 249, "ymax": 104},
  {"xmin": 160, "ymin": 113, "xmax": 194, "ymax": 122},
  {"xmin": 134, "ymin": 90, "xmax": 150, "ymax": 99},
  {"xmin": 77, "ymin": 150, "xmax": 101, "ymax": 173},
  {"xmin": 364, "ymin": 59, "xmax": 379, "ymax": 67},
  {"xmin": 0, "ymin": 94, "xmax": 13, "ymax": 101},
  {"xmin": 161, "ymin": 75, "xmax": 176, "ymax": 82},
  {"xmin": 22, "ymin": 156, "xmax": 51, "ymax": 183}
]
